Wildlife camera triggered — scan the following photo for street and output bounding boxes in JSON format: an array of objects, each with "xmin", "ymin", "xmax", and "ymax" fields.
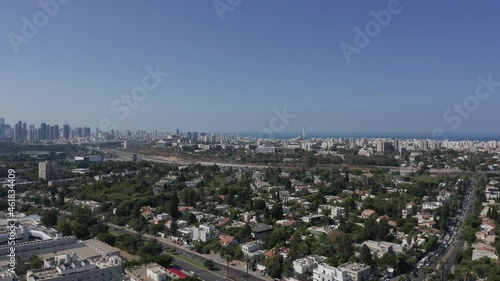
[
  {"xmin": 108, "ymin": 224, "xmax": 268, "ymax": 281},
  {"xmin": 412, "ymin": 176, "xmax": 478, "ymax": 280}
]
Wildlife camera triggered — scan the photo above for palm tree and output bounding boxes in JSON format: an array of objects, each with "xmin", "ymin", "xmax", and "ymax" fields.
[
  {"xmin": 224, "ymin": 254, "xmax": 232, "ymax": 277},
  {"xmin": 244, "ymin": 255, "xmax": 252, "ymax": 281}
]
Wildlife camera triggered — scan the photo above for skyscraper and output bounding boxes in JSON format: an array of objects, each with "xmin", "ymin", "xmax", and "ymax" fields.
[
  {"xmin": 54, "ymin": 124, "xmax": 60, "ymax": 139},
  {"xmin": 63, "ymin": 124, "xmax": 70, "ymax": 140},
  {"xmin": 14, "ymin": 121, "xmax": 22, "ymax": 141},
  {"xmin": 0, "ymin": 118, "xmax": 4, "ymax": 139},
  {"xmin": 22, "ymin": 122, "xmax": 27, "ymax": 140},
  {"xmin": 28, "ymin": 124, "xmax": 35, "ymax": 141},
  {"xmin": 83, "ymin": 127, "xmax": 91, "ymax": 138},
  {"xmin": 40, "ymin": 123, "xmax": 47, "ymax": 140}
]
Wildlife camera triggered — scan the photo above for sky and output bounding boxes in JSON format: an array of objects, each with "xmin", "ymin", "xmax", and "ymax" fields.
[{"xmin": 1, "ymin": 0, "xmax": 500, "ymax": 135}]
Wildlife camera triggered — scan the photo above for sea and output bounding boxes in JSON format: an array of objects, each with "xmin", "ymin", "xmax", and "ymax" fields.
[{"xmin": 228, "ymin": 132, "xmax": 500, "ymax": 142}]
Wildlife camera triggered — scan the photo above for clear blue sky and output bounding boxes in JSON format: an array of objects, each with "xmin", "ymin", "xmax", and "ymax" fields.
[{"xmin": 1, "ymin": 0, "xmax": 499, "ymax": 134}]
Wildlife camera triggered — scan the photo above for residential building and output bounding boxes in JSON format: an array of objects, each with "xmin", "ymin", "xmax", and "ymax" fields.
[
  {"xmin": 38, "ymin": 161, "xmax": 59, "ymax": 181},
  {"xmin": 313, "ymin": 263, "xmax": 352, "ymax": 281},
  {"xmin": 219, "ymin": 235, "xmax": 238, "ymax": 248},
  {"xmin": 472, "ymin": 243, "xmax": 499, "ymax": 261},
  {"xmin": 251, "ymin": 224, "xmax": 274, "ymax": 240},
  {"xmin": 255, "ymin": 147, "xmax": 277, "ymax": 154},
  {"xmin": 192, "ymin": 225, "xmax": 219, "ymax": 242},
  {"xmin": 241, "ymin": 240, "xmax": 265, "ymax": 257},
  {"xmin": 339, "ymin": 263, "xmax": 371, "ymax": 281},
  {"xmin": 360, "ymin": 209, "xmax": 378, "ymax": 219},
  {"xmin": 361, "ymin": 240, "xmax": 404, "ymax": 257},
  {"xmin": 26, "ymin": 253, "xmax": 122, "ymax": 281},
  {"xmin": 293, "ymin": 255, "xmax": 326, "ymax": 274},
  {"xmin": 125, "ymin": 263, "xmax": 168, "ymax": 281}
]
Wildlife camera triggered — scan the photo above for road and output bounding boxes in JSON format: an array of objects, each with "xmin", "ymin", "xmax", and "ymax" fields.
[
  {"xmin": 412, "ymin": 175, "xmax": 478, "ymax": 281},
  {"xmin": 442, "ymin": 176, "xmax": 477, "ymax": 273},
  {"xmin": 108, "ymin": 224, "xmax": 268, "ymax": 281},
  {"xmin": 99, "ymin": 148, "xmax": 478, "ymax": 175}
]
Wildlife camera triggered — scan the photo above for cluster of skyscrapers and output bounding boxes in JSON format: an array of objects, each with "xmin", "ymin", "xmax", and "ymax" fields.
[{"xmin": 0, "ymin": 118, "xmax": 91, "ymax": 142}]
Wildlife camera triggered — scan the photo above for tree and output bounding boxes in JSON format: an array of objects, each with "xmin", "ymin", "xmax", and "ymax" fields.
[
  {"xmin": 169, "ymin": 190, "xmax": 181, "ymax": 219},
  {"xmin": 360, "ymin": 245, "xmax": 373, "ymax": 265},
  {"xmin": 41, "ymin": 209, "xmax": 59, "ymax": 227},
  {"xmin": 98, "ymin": 233, "xmax": 117, "ymax": 246},
  {"xmin": 57, "ymin": 218, "xmax": 73, "ymax": 236},
  {"xmin": 271, "ymin": 203, "xmax": 284, "ymax": 220},
  {"xmin": 29, "ymin": 255, "xmax": 44, "ymax": 269},
  {"xmin": 155, "ymin": 254, "xmax": 173, "ymax": 268},
  {"xmin": 266, "ymin": 255, "xmax": 284, "ymax": 279},
  {"xmin": 204, "ymin": 260, "xmax": 216, "ymax": 270},
  {"xmin": 224, "ymin": 254, "xmax": 232, "ymax": 277}
]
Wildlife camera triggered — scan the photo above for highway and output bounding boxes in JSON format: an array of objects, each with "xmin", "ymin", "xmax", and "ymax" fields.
[
  {"xmin": 100, "ymin": 148, "xmax": 474, "ymax": 174},
  {"xmin": 412, "ymin": 175, "xmax": 478, "ymax": 281},
  {"xmin": 108, "ymin": 224, "xmax": 267, "ymax": 281}
]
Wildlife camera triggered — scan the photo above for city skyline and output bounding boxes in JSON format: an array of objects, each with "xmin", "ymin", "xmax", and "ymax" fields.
[{"xmin": 1, "ymin": 1, "xmax": 500, "ymax": 133}]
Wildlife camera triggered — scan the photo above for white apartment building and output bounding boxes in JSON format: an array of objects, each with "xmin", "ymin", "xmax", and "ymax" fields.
[
  {"xmin": 192, "ymin": 225, "xmax": 219, "ymax": 242},
  {"xmin": 313, "ymin": 263, "xmax": 352, "ymax": 281},
  {"xmin": 293, "ymin": 255, "xmax": 326, "ymax": 274}
]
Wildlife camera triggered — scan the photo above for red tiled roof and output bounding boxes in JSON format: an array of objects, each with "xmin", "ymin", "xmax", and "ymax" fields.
[
  {"xmin": 361, "ymin": 209, "xmax": 376, "ymax": 217},
  {"xmin": 215, "ymin": 218, "xmax": 230, "ymax": 228},
  {"xmin": 219, "ymin": 235, "xmax": 235, "ymax": 247}
]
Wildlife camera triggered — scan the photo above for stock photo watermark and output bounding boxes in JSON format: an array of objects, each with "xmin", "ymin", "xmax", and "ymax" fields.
[
  {"xmin": 6, "ymin": 169, "xmax": 17, "ymax": 276},
  {"xmin": 100, "ymin": 64, "xmax": 169, "ymax": 132},
  {"xmin": 432, "ymin": 74, "xmax": 500, "ymax": 140},
  {"xmin": 213, "ymin": 0, "xmax": 243, "ymax": 22},
  {"xmin": 258, "ymin": 107, "xmax": 297, "ymax": 139},
  {"xmin": 7, "ymin": 0, "xmax": 71, "ymax": 54},
  {"xmin": 339, "ymin": 0, "xmax": 409, "ymax": 63}
]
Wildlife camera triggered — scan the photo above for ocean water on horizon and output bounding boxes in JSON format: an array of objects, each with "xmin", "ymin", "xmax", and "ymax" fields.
[{"xmin": 228, "ymin": 132, "xmax": 500, "ymax": 142}]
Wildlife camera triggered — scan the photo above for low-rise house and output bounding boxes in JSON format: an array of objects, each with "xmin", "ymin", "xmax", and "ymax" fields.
[
  {"xmin": 475, "ymin": 231, "xmax": 497, "ymax": 244},
  {"xmin": 302, "ymin": 214, "xmax": 324, "ymax": 223},
  {"xmin": 178, "ymin": 206, "xmax": 194, "ymax": 214},
  {"xmin": 360, "ymin": 209, "xmax": 378, "ymax": 219},
  {"xmin": 251, "ymin": 224, "xmax": 274, "ymax": 240},
  {"xmin": 264, "ymin": 247, "xmax": 291, "ymax": 260},
  {"xmin": 361, "ymin": 240, "xmax": 404, "ymax": 257},
  {"xmin": 308, "ymin": 226, "xmax": 333, "ymax": 236},
  {"xmin": 472, "ymin": 243, "xmax": 499, "ymax": 260},
  {"xmin": 72, "ymin": 200, "xmax": 101, "ymax": 213},
  {"xmin": 215, "ymin": 218, "xmax": 230, "ymax": 228},
  {"xmin": 141, "ymin": 206, "xmax": 155, "ymax": 219},
  {"xmin": 219, "ymin": 235, "xmax": 239, "ymax": 248},
  {"xmin": 276, "ymin": 219, "xmax": 299, "ymax": 229},
  {"xmin": 153, "ymin": 213, "xmax": 171, "ymax": 225},
  {"xmin": 241, "ymin": 240, "xmax": 265, "ymax": 257},
  {"xmin": 481, "ymin": 219, "xmax": 496, "ymax": 232},
  {"xmin": 422, "ymin": 202, "xmax": 442, "ymax": 210}
]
